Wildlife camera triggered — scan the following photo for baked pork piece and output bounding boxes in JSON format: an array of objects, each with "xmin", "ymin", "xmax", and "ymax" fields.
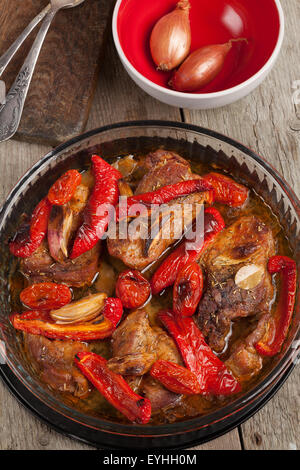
[{"xmin": 197, "ymin": 215, "xmax": 275, "ymax": 354}]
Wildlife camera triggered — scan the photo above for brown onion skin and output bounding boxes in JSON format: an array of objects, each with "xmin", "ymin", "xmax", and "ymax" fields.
[
  {"xmin": 171, "ymin": 42, "xmax": 233, "ymax": 92},
  {"xmin": 150, "ymin": 0, "xmax": 191, "ymax": 72}
]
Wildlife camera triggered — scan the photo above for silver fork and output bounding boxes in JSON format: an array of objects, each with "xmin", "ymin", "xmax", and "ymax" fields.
[{"xmin": 0, "ymin": 0, "xmax": 85, "ymax": 142}]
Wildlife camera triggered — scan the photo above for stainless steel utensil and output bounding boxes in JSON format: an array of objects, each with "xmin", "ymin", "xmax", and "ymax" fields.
[
  {"xmin": 0, "ymin": 4, "xmax": 51, "ymax": 78},
  {"xmin": 0, "ymin": 0, "xmax": 85, "ymax": 142},
  {"xmin": 0, "ymin": 80, "xmax": 5, "ymax": 105}
]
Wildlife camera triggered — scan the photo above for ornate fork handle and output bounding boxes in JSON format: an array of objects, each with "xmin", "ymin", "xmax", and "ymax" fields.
[
  {"xmin": 0, "ymin": 8, "xmax": 57, "ymax": 142},
  {"xmin": 0, "ymin": 4, "xmax": 51, "ymax": 78}
]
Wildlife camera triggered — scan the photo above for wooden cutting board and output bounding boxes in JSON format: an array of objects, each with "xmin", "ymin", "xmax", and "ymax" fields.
[{"xmin": 0, "ymin": 0, "xmax": 113, "ymax": 146}]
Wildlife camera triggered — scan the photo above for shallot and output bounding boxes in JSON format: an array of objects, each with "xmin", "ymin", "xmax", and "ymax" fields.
[
  {"xmin": 171, "ymin": 38, "xmax": 247, "ymax": 92},
  {"xmin": 150, "ymin": 0, "xmax": 191, "ymax": 71}
]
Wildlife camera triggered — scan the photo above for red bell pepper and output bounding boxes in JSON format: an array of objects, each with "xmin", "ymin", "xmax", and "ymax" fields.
[
  {"xmin": 159, "ymin": 310, "xmax": 241, "ymax": 396},
  {"xmin": 203, "ymin": 172, "xmax": 249, "ymax": 207},
  {"xmin": 9, "ymin": 197, "xmax": 52, "ymax": 258},
  {"xmin": 70, "ymin": 155, "xmax": 122, "ymax": 259},
  {"xmin": 11, "ymin": 312, "xmax": 115, "ymax": 341},
  {"xmin": 101, "ymin": 297, "xmax": 123, "ymax": 328},
  {"xmin": 255, "ymin": 255, "xmax": 297, "ymax": 357},
  {"xmin": 173, "ymin": 261, "xmax": 203, "ymax": 317},
  {"xmin": 75, "ymin": 352, "xmax": 152, "ymax": 424},
  {"xmin": 116, "ymin": 178, "xmax": 214, "ymax": 221},
  {"xmin": 20, "ymin": 282, "xmax": 72, "ymax": 310},
  {"xmin": 151, "ymin": 207, "xmax": 225, "ymax": 295},
  {"xmin": 150, "ymin": 360, "xmax": 201, "ymax": 395},
  {"xmin": 15, "ymin": 310, "xmax": 50, "ymax": 321},
  {"xmin": 47, "ymin": 169, "xmax": 82, "ymax": 206},
  {"xmin": 115, "ymin": 269, "xmax": 151, "ymax": 309}
]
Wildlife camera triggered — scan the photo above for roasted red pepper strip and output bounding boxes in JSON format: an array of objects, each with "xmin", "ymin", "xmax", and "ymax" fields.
[
  {"xmin": 20, "ymin": 282, "xmax": 72, "ymax": 310},
  {"xmin": 70, "ymin": 155, "xmax": 122, "ymax": 259},
  {"xmin": 255, "ymin": 255, "xmax": 297, "ymax": 357},
  {"xmin": 47, "ymin": 169, "xmax": 82, "ymax": 206},
  {"xmin": 203, "ymin": 172, "xmax": 249, "ymax": 207},
  {"xmin": 9, "ymin": 198, "xmax": 52, "ymax": 258},
  {"xmin": 11, "ymin": 312, "xmax": 115, "ymax": 341},
  {"xmin": 173, "ymin": 262, "xmax": 203, "ymax": 317},
  {"xmin": 150, "ymin": 360, "xmax": 201, "ymax": 395},
  {"xmin": 159, "ymin": 310, "xmax": 241, "ymax": 396},
  {"xmin": 116, "ymin": 178, "xmax": 214, "ymax": 221},
  {"xmin": 102, "ymin": 297, "xmax": 123, "ymax": 328},
  {"xmin": 15, "ymin": 310, "xmax": 50, "ymax": 321},
  {"xmin": 116, "ymin": 269, "xmax": 151, "ymax": 309},
  {"xmin": 151, "ymin": 207, "xmax": 225, "ymax": 295},
  {"xmin": 75, "ymin": 352, "xmax": 152, "ymax": 424}
]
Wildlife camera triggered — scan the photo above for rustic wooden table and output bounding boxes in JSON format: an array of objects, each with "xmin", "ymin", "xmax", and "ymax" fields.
[{"xmin": 0, "ymin": 0, "xmax": 299, "ymax": 451}]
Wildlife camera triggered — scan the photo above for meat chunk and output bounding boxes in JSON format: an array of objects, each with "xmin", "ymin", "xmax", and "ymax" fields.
[
  {"xmin": 108, "ymin": 310, "xmax": 158, "ymax": 375},
  {"xmin": 20, "ymin": 241, "xmax": 100, "ymax": 287},
  {"xmin": 135, "ymin": 150, "xmax": 193, "ymax": 194},
  {"xmin": 153, "ymin": 327, "xmax": 182, "ymax": 364},
  {"xmin": 108, "ymin": 310, "xmax": 182, "ymax": 375},
  {"xmin": 107, "ymin": 309, "xmax": 183, "ymax": 411},
  {"xmin": 140, "ymin": 326, "xmax": 182, "ymax": 412},
  {"xmin": 107, "ymin": 149, "xmax": 208, "ymax": 270},
  {"xmin": 141, "ymin": 376, "xmax": 181, "ymax": 411},
  {"xmin": 197, "ymin": 216, "xmax": 275, "ymax": 353},
  {"xmin": 107, "ymin": 192, "xmax": 206, "ymax": 269},
  {"xmin": 226, "ymin": 313, "xmax": 275, "ymax": 382},
  {"xmin": 24, "ymin": 333, "xmax": 90, "ymax": 397},
  {"xmin": 107, "ymin": 352, "xmax": 157, "ymax": 376}
]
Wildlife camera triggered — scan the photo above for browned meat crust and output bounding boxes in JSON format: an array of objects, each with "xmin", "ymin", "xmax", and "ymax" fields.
[
  {"xmin": 197, "ymin": 216, "xmax": 275, "ymax": 354},
  {"xmin": 107, "ymin": 309, "xmax": 183, "ymax": 411},
  {"xmin": 226, "ymin": 313, "xmax": 275, "ymax": 382},
  {"xmin": 135, "ymin": 150, "xmax": 193, "ymax": 194},
  {"xmin": 107, "ymin": 150, "xmax": 208, "ymax": 270},
  {"xmin": 141, "ymin": 376, "xmax": 181, "ymax": 411},
  {"xmin": 107, "ymin": 192, "xmax": 206, "ymax": 269},
  {"xmin": 24, "ymin": 333, "xmax": 90, "ymax": 397},
  {"xmin": 20, "ymin": 242, "xmax": 100, "ymax": 287},
  {"xmin": 106, "ymin": 352, "xmax": 157, "ymax": 376},
  {"xmin": 108, "ymin": 310, "xmax": 182, "ymax": 375},
  {"xmin": 153, "ymin": 326, "xmax": 182, "ymax": 364},
  {"xmin": 109, "ymin": 310, "xmax": 158, "ymax": 372}
]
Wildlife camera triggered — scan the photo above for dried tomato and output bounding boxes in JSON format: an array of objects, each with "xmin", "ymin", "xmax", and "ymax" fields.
[
  {"xmin": 20, "ymin": 282, "xmax": 72, "ymax": 310},
  {"xmin": 48, "ymin": 169, "xmax": 82, "ymax": 206},
  {"xmin": 116, "ymin": 269, "xmax": 151, "ymax": 309}
]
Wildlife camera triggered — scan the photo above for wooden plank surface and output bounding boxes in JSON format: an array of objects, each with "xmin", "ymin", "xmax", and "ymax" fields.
[
  {"xmin": 0, "ymin": 0, "xmax": 298, "ymax": 451},
  {"xmin": 0, "ymin": 0, "xmax": 111, "ymax": 146}
]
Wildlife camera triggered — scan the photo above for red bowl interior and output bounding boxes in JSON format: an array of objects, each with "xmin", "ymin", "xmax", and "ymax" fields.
[{"xmin": 117, "ymin": 0, "xmax": 281, "ymax": 94}]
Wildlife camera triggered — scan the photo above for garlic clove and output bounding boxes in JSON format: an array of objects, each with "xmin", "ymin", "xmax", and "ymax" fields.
[
  {"xmin": 235, "ymin": 264, "xmax": 265, "ymax": 290},
  {"xmin": 50, "ymin": 293, "xmax": 107, "ymax": 324}
]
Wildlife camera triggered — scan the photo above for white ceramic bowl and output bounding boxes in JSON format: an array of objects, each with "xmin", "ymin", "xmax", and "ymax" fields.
[{"xmin": 112, "ymin": 0, "xmax": 285, "ymax": 110}]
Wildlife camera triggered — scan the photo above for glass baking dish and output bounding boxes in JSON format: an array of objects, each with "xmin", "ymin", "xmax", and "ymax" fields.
[{"xmin": 0, "ymin": 121, "xmax": 299, "ymax": 449}]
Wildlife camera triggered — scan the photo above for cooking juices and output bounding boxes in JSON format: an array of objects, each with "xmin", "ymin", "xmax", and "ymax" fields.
[{"xmin": 9, "ymin": 152, "xmax": 292, "ymax": 425}]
